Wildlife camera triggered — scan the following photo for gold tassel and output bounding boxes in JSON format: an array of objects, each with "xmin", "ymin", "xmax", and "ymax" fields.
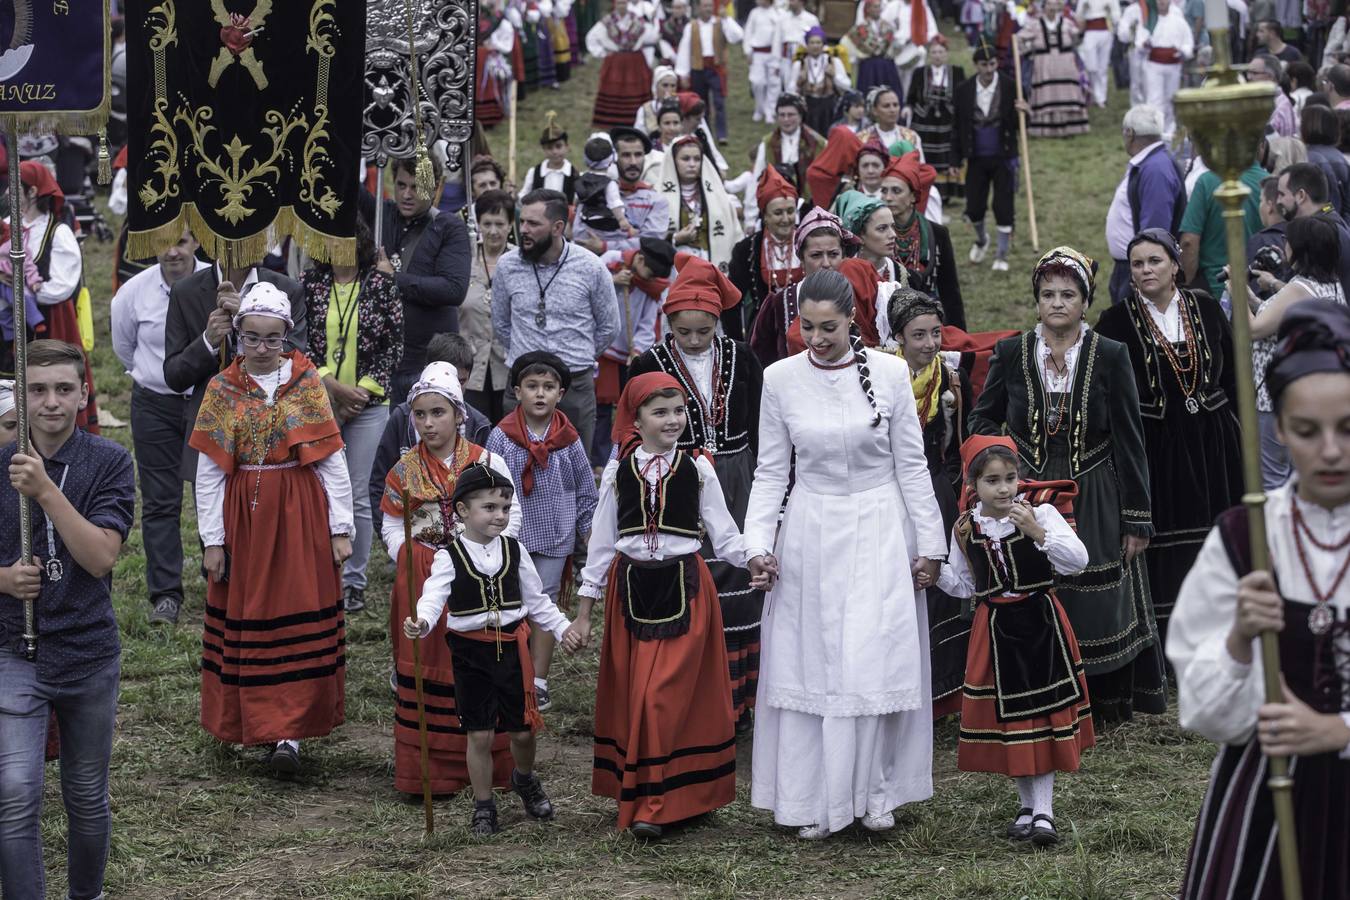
[
  {"xmin": 97, "ymin": 129, "xmax": 111, "ymax": 185},
  {"xmin": 414, "ymin": 148, "xmax": 435, "ymax": 202}
]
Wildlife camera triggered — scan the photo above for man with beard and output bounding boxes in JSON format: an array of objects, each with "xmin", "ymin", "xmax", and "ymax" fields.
[
  {"xmin": 1259, "ymin": 162, "xmax": 1350, "ymax": 300},
  {"xmin": 363, "ymin": 155, "xmax": 473, "ymax": 402},
  {"xmin": 493, "ymin": 189, "xmax": 619, "ymax": 452},
  {"xmin": 749, "ymin": 93, "xmax": 827, "ymax": 212},
  {"xmin": 574, "ymin": 127, "xmax": 672, "ymax": 258}
]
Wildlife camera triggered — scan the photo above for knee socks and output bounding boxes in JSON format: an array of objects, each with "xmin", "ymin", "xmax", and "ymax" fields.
[
  {"xmin": 972, "ymin": 219, "xmax": 989, "ymax": 246},
  {"xmin": 996, "ymin": 226, "xmax": 1012, "ymax": 261},
  {"xmin": 1014, "ymin": 772, "xmax": 1054, "ymax": 825}
]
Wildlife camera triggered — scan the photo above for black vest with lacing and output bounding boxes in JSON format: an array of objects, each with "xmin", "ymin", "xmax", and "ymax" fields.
[
  {"xmin": 965, "ymin": 519, "xmax": 1056, "ymax": 600},
  {"xmin": 443, "ymin": 536, "xmax": 524, "ymax": 617},
  {"xmin": 615, "ymin": 450, "xmax": 701, "ymax": 541}
]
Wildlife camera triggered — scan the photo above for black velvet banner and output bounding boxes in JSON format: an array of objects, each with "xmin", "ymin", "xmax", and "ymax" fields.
[{"xmin": 124, "ymin": 0, "xmax": 365, "ymax": 264}]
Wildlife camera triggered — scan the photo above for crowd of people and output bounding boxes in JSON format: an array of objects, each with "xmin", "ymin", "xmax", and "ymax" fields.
[{"xmin": 2, "ymin": 2, "xmax": 1349, "ymax": 899}]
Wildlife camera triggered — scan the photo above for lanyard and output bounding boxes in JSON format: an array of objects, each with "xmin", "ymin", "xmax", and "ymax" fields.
[
  {"xmin": 531, "ymin": 242, "xmax": 570, "ymax": 328},
  {"xmin": 44, "ymin": 464, "xmax": 70, "ymax": 583}
]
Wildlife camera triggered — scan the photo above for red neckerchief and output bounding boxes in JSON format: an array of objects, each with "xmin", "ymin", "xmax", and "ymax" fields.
[
  {"xmin": 620, "ymin": 179, "xmax": 652, "ymax": 194},
  {"xmin": 495, "ymin": 407, "xmax": 580, "ymax": 496},
  {"xmin": 613, "ymin": 249, "xmax": 671, "ymax": 299}
]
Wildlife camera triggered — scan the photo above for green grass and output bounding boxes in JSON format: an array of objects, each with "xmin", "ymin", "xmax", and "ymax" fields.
[{"xmin": 42, "ymin": 32, "xmax": 1214, "ymax": 900}]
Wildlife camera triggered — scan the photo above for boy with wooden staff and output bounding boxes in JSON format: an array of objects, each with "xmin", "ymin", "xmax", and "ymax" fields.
[{"xmin": 403, "ymin": 463, "xmax": 586, "ymax": 836}]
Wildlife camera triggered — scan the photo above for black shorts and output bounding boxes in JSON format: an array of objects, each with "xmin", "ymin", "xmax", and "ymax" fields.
[{"xmin": 446, "ymin": 621, "xmax": 527, "ymax": 733}]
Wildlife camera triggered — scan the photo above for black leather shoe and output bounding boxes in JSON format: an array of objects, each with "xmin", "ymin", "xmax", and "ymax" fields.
[
  {"xmin": 471, "ymin": 800, "xmax": 499, "ymax": 836},
  {"xmin": 630, "ymin": 821, "xmax": 663, "ymax": 839},
  {"xmin": 512, "ymin": 769, "xmax": 555, "ymax": 820},
  {"xmin": 342, "ymin": 586, "xmax": 366, "ymax": 614},
  {"xmin": 1005, "ymin": 807, "xmax": 1034, "ymax": 840},
  {"xmin": 1029, "ymin": 814, "xmax": 1059, "ymax": 847},
  {"xmin": 149, "ymin": 596, "xmax": 181, "ymax": 626},
  {"xmin": 269, "ymin": 741, "xmax": 300, "ymax": 776}
]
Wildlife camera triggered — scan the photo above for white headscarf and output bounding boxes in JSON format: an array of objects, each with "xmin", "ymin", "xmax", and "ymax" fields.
[
  {"xmin": 0, "ymin": 380, "xmax": 14, "ymax": 418},
  {"xmin": 231, "ymin": 281, "xmax": 294, "ymax": 330},
  {"xmin": 407, "ymin": 361, "xmax": 467, "ymax": 432}
]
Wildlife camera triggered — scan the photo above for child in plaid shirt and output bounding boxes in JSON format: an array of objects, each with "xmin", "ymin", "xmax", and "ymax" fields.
[{"xmin": 485, "ymin": 351, "xmax": 598, "ymax": 710}]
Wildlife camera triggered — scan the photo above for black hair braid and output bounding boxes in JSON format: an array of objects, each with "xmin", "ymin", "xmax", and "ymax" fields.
[{"xmin": 850, "ymin": 326, "xmax": 882, "ymax": 427}]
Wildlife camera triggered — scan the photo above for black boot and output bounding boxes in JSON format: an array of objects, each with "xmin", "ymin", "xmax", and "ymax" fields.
[
  {"xmin": 512, "ymin": 769, "xmax": 555, "ymax": 820},
  {"xmin": 471, "ymin": 799, "xmax": 499, "ymax": 836}
]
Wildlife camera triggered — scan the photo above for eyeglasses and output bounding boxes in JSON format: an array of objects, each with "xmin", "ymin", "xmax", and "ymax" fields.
[{"xmin": 238, "ymin": 333, "xmax": 286, "ymax": 350}]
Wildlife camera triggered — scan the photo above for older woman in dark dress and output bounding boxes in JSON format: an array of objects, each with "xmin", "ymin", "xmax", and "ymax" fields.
[
  {"xmin": 1094, "ymin": 229, "xmax": 1243, "ymax": 645},
  {"xmin": 970, "ymin": 247, "xmax": 1166, "ymax": 724}
]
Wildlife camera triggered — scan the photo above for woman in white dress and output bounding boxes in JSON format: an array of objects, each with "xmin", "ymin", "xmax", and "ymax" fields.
[{"xmin": 744, "ymin": 268, "xmax": 946, "ymax": 840}]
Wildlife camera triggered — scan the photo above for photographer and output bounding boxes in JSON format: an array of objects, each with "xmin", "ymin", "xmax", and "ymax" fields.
[{"xmin": 1243, "ymin": 176, "xmax": 1288, "ymax": 303}]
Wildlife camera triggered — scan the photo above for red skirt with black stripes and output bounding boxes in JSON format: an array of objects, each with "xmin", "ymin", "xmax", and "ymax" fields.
[
  {"xmin": 200, "ymin": 463, "xmax": 345, "ymax": 745},
  {"xmin": 389, "ymin": 540, "xmax": 514, "ymax": 794},
  {"xmin": 592, "ymin": 553, "xmax": 737, "ymax": 828}
]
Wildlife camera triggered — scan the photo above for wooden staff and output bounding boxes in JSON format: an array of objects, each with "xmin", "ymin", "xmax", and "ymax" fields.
[
  {"xmin": 219, "ymin": 240, "xmax": 235, "ymax": 371},
  {"xmin": 401, "ymin": 489, "xmax": 435, "ymax": 835},
  {"xmin": 1011, "ymin": 37, "xmax": 1041, "ymax": 252},
  {"xmin": 7, "ymin": 118, "xmax": 36, "ymax": 661},
  {"xmin": 621, "ymin": 284, "xmax": 634, "ymax": 364},
  {"xmin": 507, "ymin": 80, "xmax": 519, "ymax": 189}
]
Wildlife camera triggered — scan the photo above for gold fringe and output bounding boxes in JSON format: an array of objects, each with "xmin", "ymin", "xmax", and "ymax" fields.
[
  {"xmin": 97, "ymin": 130, "xmax": 111, "ymax": 185},
  {"xmin": 8, "ymin": 5, "xmax": 113, "ymax": 137},
  {"xmin": 414, "ymin": 148, "xmax": 435, "ymax": 202},
  {"xmin": 126, "ymin": 203, "xmax": 356, "ymax": 267}
]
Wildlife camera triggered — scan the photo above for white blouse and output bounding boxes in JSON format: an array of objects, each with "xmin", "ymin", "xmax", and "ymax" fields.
[
  {"xmin": 579, "ymin": 448, "xmax": 750, "ymax": 598},
  {"xmin": 1034, "ymin": 322, "xmax": 1088, "ymax": 393},
  {"xmin": 413, "ymin": 535, "xmax": 572, "ymax": 640},
  {"xmin": 18, "ymin": 213, "xmax": 82, "ymax": 306},
  {"xmin": 1142, "ymin": 291, "xmax": 1183, "ymax": 343},
  {"xmin": 676, "ymin": 343, "xmax": 714, "ymax": 407},
  {"xmin": 195, "ymin": 359, "xmax": 354, "ymax": 546},
  {"xmin": 1167, "ymin": 483, "xmax": 1350, "ymax": 756},
  {"xmin": 937, "ymin": 501, "xmax": 1089, "ymax": 597}
]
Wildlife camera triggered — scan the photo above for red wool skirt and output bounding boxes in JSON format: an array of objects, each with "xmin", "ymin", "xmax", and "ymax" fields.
[
  {"xmin": 476, "ymin": 51, "xmax": 505, "ymax": 129},
  {"xmin": 39, "ymin": 298, "xmax": 99, "ymax": 434},
  {"xmin": 592, "ymin": 51, "xmax": 652, "ymax": 128},
  {"xmin": 591, "ymin": 554, "xmax": 737, "ymax": 828},
  {"xmin": 390, "ymin": 540, "xmax": 513, "ymax": 794},
  {"xmin": 201, "ymin": 464, "xmax": 344, "ymax": 745},
  {"xmin": 956, "ymin": 591, "xmax": 1095, "ymax": 776}
]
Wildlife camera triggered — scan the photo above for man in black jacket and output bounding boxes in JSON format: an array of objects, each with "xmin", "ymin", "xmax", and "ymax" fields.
[
  {"xmin": 162, "ymin": 261, "xmax": 309, "ymax": 482},
  {"xmin": 951, "ymin": 43, "xmax": 1024, "ymax": 274},
  {"xmin": 364, "ymin": 155, "xmax": 472, "ymax": 403}
]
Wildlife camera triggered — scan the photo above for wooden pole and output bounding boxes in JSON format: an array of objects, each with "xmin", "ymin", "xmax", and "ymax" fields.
[
  {"xmin": 1011, "ymin": 38, "xmax": 1041, "ymax": 252},
  {"xmin": 401, "ymin": 489, "xmax": 435, "ymax": 836},
  {"xmin": 622, "ymin": 284, "xmax": 634, "ymax": 364},
  {"xmin": 507, "ymin": 80, "xmax": 519, "ymax": 189},
  {"xmin": 8, "ymin": 118, "xmax": 36, "ymax": 661},
  {"xmin": 220, "ymin": 241, "xmax": 234, "ymax": 371}
]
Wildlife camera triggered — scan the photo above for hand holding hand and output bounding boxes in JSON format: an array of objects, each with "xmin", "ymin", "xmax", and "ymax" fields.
[
  {"xmin": 1258, "ymin": 677, "xmax": 1350, "ymax": 757},
  {"xmin": 911, "ymin": 556, "xmax": 939, "ymax": 590},
  {"xmin": 204, "ymin": 546, "xmax": 227, "ymax": 583},
  {"xmin": 0, "ymin": 561, "xmax": 43, "ymax": 601},
  {"xmin": 403, "ymin": 616, "xmax": 428, "ymax": 640},
  {"xmin": 748, "ymin": 554, "xmax": 777, "ymax": 590},
  {"xmin": 561, "ymin": 622, "xmax": 587, "ymax": 653},
  {"xmin": 8, "ymin": 452, "xmax": 54, "ymax": 502}
]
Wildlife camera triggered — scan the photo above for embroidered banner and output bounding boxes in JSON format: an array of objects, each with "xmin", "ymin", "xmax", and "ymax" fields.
[
  {"xmin": 0, "ymin": 0, "xmax": 111, "ymax": 133},
  {"xmin": 124, "ymin": 0, "xmax": 365, "ymax": 265}
]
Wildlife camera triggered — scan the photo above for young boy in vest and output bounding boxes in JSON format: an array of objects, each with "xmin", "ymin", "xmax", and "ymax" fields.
[
  {"xmin": 403, "ymin": 463, "xmax": 585, "ymax": 835},
  {"xmin": 485, "ymin": 351, "xmax": 598, "ymax": 711},
  {"xmin": 519, "ymin": 114, "xmax": 577, "ymax": 204},
  {"xmin": 0, "ymin": 340, "xmax": 136, "ymax": 900}
]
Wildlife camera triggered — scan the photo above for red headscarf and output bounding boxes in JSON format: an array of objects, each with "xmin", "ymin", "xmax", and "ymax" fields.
[
  {"xmin": 956, "ymin": 434, "xmax": 1079, "ymax": 520},
  {"xmin": 959, "ymin": 434, "xmax": 1016, "ymax": 480},
  {"xmin": 663, "ymin": 255, "xmax": 741, "ymax": 318},
  {"xmin": 676, "ymin": 91, "xmax": 705, "ymax": 117},
  {"xmin": 19, "ymin": 161, "xmax": 64, "ymax": 219},
  {"xmin": 883, "ymin": 151, "xmax": 936, "ymax": 214},
  {"xmin": 805, "ymin": 125, "xmax": 862, "ymax": 211},
  {"xmin": 912, "ymin": 0, "xmax": 930, "ymax": 52},
  {"xmin": 612, "ymin": 372, "xmax": 686, "ymax": 458},
  {"xmin": 756, "ymin": 164, "xmax": 798, "ymax": 212},
  {"xmin": 838, "ymin": 258, "xmax": 882, "ymax": 345},
  {"xmin": 856, "ymin": 137, "xmax": 889, "ymax": 166}
]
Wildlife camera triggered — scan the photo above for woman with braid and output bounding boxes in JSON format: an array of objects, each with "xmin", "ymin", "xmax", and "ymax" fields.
[{"xmin": 744, "ymin": 269, "xmax": 946, "ymax": 841}]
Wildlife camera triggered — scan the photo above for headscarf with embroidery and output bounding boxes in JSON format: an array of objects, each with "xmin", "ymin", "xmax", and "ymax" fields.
[
  {"xmin": 232, "ymin": 282, "xmax": 294, "ymax": 329},
  {"xmin": 1267, "ymin": 298, "xmax": 1350, "ymax": 407},
  {"xmin": 793, "ymin": 205, "xmax": 857, "ymax": 257},
  {"xmin": 407, "ymin": 360, "xmax": 468, "ymax": 427},
  {"xmin": 1033, "ymin": 246, "xmax": 1098, "ymax": 306},
  {"xmin": 833, "ymin": 189, "xmax": 886, "ymax": 239}
]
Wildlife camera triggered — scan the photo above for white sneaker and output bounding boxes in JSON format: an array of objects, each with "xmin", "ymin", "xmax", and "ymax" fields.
[
  {"xmin": 797, "ymin": 824, "xmax": 832, "ymax": 840},
  {"xmin": 862, "ymin": 812, "xmax": 895, "ymax": 831},
  {"xmin": 992, "ymin": 259, "xmax": 1010, "ymax": 273},
  {"xmin": 969, "ymin": 239, "xmax": 990, "ymax": 263}
]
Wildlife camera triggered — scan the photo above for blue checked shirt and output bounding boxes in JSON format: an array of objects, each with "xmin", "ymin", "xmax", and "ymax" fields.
[{"xmin": 486, "ymin": 423, "xmax": 598, "ymax": 558}]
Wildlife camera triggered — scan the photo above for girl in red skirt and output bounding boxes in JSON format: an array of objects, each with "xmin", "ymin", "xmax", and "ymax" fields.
[
  {"xmin": 379, "ymin": 361, "xmax": 522, "ymax": 796},
  {"xmin": 573, "ymin": 372, "xmax": 775, "ymax": 839},
  {"xmin": 936, "ymin": 435, "xmax": 1094, "ymax": 847},
  {"xmin": 192, "ymin": 284, "xmax": 352, "ymax": 776}
]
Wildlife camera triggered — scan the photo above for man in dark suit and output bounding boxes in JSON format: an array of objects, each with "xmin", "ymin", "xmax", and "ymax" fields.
[
  {"xmin": 162, "ymin": 261, "xmax": 309, "ymax": 482},
  {"xmin": 951, "ymin": 42, "xmax": 1025, "ymax": 274},
  {"xmin": 361, "ymin": 155, "xmax": 472, "ymax": 403}
]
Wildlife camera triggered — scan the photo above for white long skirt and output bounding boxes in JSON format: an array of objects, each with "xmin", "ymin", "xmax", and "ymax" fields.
[{"xmin": 750, "ymin": 591, "xmax": 934, "ymax": 832}]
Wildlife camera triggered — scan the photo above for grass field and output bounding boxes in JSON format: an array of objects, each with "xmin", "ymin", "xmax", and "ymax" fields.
[{"xmin": 41, "ymin": 35, "xmax": 1219, "ymax": 900}]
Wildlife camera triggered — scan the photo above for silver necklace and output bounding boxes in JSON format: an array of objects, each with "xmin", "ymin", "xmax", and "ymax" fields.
[{"xmin": 44, "ymin": 465, "xmax": 70, "ymax": 583}]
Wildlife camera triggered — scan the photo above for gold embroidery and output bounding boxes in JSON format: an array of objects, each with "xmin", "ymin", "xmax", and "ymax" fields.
[
  {"xmin": 137, "ymin": 4, "xmax": 181, "ymax": 212},
  {"xmin": 207, "ymin": 0, "xmax": 274, "ymax": 90},
  {"xmin": 299, "ymin": 0, "xmax": 340, "ymax": 218}
]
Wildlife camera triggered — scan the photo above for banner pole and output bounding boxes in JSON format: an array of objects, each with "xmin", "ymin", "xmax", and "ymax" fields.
[{"xmin": 8, "ymin": 118, "xmax": 36, "ymax": 661}]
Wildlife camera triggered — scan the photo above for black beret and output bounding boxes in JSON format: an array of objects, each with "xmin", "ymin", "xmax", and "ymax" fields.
[
  {"xmin": 638, "ymin": 237, "xmax": 677, "ymax": 278},
  {"xmin": 451, "ymin": 462, "xmax": 516, "ymax": 507},
  {"xmin": 509, "ymin": 351, "xmax": 572, "ymax": 390},
  {"xmin": 609, "ymin": 125, "xmax": 653, "ymax": 155}
]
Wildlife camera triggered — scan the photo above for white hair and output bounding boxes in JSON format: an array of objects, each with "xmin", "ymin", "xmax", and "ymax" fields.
[{"xmin": 1122, "ymin": 105, "xmax": 1165, "ymax": 139}]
